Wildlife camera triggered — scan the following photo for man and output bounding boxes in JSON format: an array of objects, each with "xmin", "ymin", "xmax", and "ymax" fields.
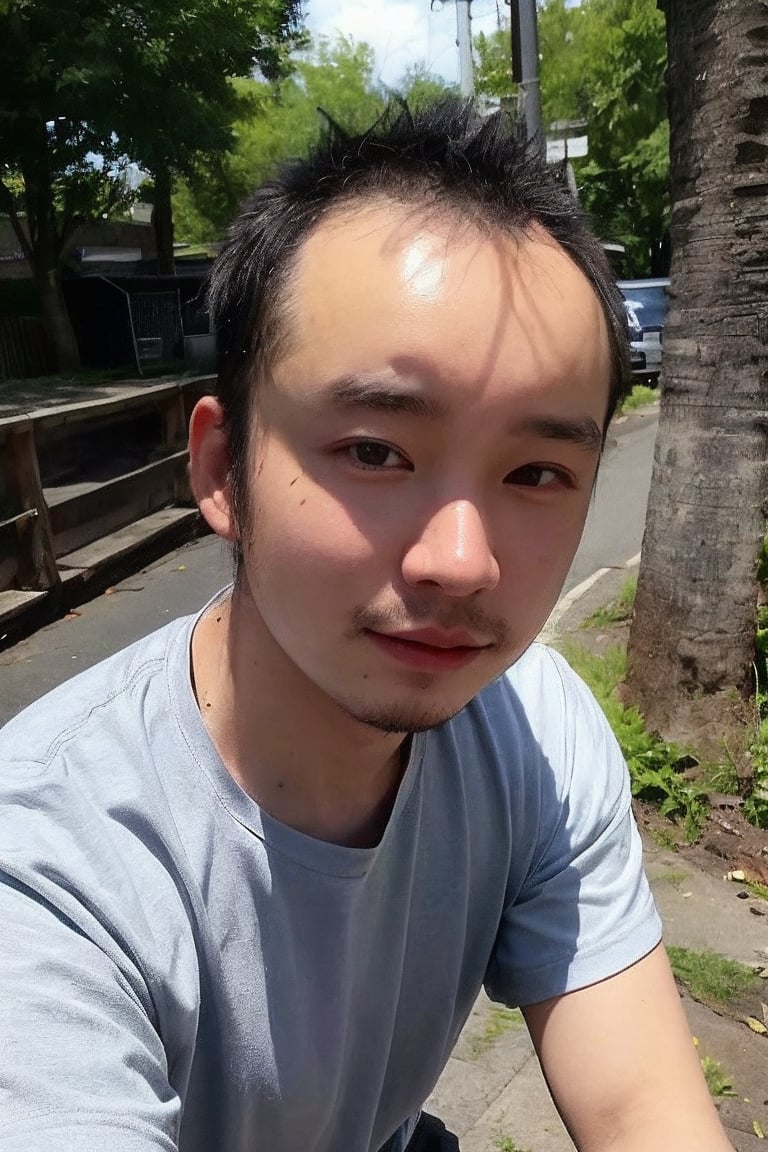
[{"xmin": 0, "ymin": 102, "xmax": 732, "ymax": 1151}]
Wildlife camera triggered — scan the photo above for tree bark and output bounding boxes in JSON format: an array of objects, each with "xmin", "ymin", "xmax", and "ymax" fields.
[
  {"xmin": 627, "ymin": 0, "xmax": 768, "ymax": 724},
  {"xmin": 33, "ymin": 264, "xmax": 81, "ymax": 372},
  {"xmin": 152, "ymin": 164, "xmax": 176, "ymax": 276},
  {"xmin": 20, "ymin": 123, "xmax": 81, "ymax": 373}
]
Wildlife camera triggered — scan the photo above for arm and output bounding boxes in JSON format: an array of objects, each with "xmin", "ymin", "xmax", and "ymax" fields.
[
  {"xmin": 0, "ymin": 872, "xmax": 181, "ymax": 1151},
  {"xmin": 522, "ymin": 943, "xmax": 734, "ymax": 1152}
]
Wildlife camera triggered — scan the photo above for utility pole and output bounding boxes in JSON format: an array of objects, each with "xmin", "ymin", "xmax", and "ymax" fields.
[
  {"xmin": 509, "ymin": 0, "xmax": 543, "ymax": 153},
  {"xmin": 455, "ymin": 0, "xmax": 474, "ymax": 99}
]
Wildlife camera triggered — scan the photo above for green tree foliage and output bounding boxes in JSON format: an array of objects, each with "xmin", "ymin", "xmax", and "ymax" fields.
[
  {"xmin": 474, "ymin": 0, "xmax": 669, "ymax": 275},
  {"xmin": 0, "ymin": 0, "xmax": 302, "ymax": 369},
  {"xmin": 0, "ymin": 2, "xmax": 139, "ymax": 368},
  {"xmin": 105, "ymin": 0, "xmax": 303, "ymax": 273},
  {"xmin": 174, "ymin": 37, "xmax": 455, "ymax": 245}
]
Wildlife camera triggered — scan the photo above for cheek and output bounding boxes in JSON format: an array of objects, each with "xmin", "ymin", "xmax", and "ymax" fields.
[
  {"xmin": 498, "ymin": 503, "xmax": 590, "ymax": 583},
  {"xmin": 248, "ymin": 478, "xmax": 388, "ymax": 584}
]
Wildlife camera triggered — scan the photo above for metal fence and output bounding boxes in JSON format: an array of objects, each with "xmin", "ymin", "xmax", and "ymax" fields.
[{"xmin": 0, "ymin": 316, "xmax": 55, "ymax": 381}]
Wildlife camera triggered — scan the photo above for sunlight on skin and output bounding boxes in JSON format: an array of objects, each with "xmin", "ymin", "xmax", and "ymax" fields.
[{"xmin": 400, "ymin": 233, "xmax": 450, "ymax": 302}]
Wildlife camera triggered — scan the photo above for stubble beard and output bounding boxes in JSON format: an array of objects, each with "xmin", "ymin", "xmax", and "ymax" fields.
[{"xmin": 334, "ymin": 688, "xmax": 477, "ymax": 735}]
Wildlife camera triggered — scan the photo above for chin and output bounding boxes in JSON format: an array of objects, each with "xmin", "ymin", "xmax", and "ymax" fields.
[{"xmin": 339, "ymin": 693, "xmax": 475, "ymax": 735}]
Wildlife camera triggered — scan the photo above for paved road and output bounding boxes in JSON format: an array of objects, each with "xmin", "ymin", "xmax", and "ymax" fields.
[
  {"xmin": 564, "ymin": 404, "xmax": 657, "ymax": 590},
  {"xmin": 0, "ymin": 407, "xmax": 658, "ymax": 726}
]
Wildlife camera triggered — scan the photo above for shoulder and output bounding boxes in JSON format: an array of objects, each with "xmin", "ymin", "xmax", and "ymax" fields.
[
  {"xmin": 0, "ymin": 613, "xmax": 190, "ymax": 771},
  {"xmin": 458, "ymin": 642, "xmax": 621, "ymax": 774},
  {"xmin": 439, "ymin": 642, "xmax": 630, "ymax": 833}
]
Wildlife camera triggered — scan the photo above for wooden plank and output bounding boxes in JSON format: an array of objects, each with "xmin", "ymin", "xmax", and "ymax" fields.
[
  {"xmin": 0, "ymin": 414, "xmax": 33, "ymax": 437},
  {"xmin": 49, "ymin": 450, "xmax": 189, "ymax": 558},
  {"xmin": 4, "ymin": 427, "xmax": 58, "ymax": 591},
  {"xmin": 0, "ymin": 507, "xmax": 38, "ymax": 532},
  {"xmin": 58, "ymin": 506, "xmax": 198, "ymax": 570},
  {"xmin": 0, "ymin": 587, "xmax": 48, "ymax": 625},
  {"xmin": 0, "ymin": 552, "xmax": 17, "ymax": 593},
  {"xmin": 30, "ymin": 381, "xmax": 183, "ymax": 430}
]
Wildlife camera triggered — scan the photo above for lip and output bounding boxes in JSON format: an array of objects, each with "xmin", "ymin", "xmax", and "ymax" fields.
[{"xmin": 366, "ymin": 628, "xmax": 490, "ymax": 672}]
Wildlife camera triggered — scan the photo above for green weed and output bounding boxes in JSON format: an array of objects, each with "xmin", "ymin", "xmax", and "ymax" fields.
[
  {"xmin": 469, "ymin": 1006, "xmax": 523, "ymax": 1057},
  {"xmin": 494, "ymin": 1137, "xmax": 530, "ymax": 1152},
  {"xmin": 657, "ymin": 868, "xmax": 691, "ymax": 889},
  {"xmin": 582, "ymin": 575, "xmax": 637, "ymax": 628},
  {"xmin": 667, "ymin": 946, "xmax": 763, "ymax": 1005},
  {"xmin": 744, "ymin": 703, "xmax": 768, "ymax": 830},
  {"xmin": 744, "ymin": 878, "xmax": 768, "ymax": 903},
  {"xmin": 557, "ymin": 641, "xmax": 709, "ymax": 841},
  {"xmin": 620, "ymin": 384, "xmax": 658, "ymax": 412},
  {"xmin": 699, "ymin": 1055, "xmax": 736, "ymax": 1097}
]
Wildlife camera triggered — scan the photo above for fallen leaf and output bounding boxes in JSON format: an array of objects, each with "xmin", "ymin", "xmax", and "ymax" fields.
[
  {"xmin": 104, "ymin": 587, "xmax": 117, "ymax": 596},
  {"xmin": 64, "ymin": 611, "xmax": 81, "ymax": 620},
  {"xmin": 746, "ymin": 1017, "xmax": 768, "ymax": 1035},
  {"xmin": 754, "ymin": 1120, "xmax": 765, "ymax": 1140},
  {"xmin": 177, "ymin": 565, "xmax": 186, "ymax": 571}
]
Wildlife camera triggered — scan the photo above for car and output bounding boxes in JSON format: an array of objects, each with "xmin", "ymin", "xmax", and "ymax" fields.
[
  {"xmin": 623, "ymin": 299, "xmax": 648, "ymax": 378},
  {"xmin": 618, "ymin": 277, "xmax": 670, "ymax": 384}
]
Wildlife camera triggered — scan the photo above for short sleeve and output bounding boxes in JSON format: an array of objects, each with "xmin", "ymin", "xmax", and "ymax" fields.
[
  {"xmin": 485, "ymin": 646, "xmax": 662, "ymax": 1007},
  {"xmin": 0, "ymin": 866, "xmax": 181, "ymax": 1150}
]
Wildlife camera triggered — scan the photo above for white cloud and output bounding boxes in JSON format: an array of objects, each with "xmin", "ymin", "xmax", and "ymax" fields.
[{"xmin": 304, "ymin": 0, "xmax": 502, "ymax": 87}]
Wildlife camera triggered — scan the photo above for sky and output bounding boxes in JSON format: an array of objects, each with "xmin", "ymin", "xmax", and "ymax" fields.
[{"xmin": 304, "ymin": 0, "xmax": 504, "ymax": 88}]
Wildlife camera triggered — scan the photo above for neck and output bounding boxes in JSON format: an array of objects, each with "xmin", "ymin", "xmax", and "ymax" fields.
[{"xmin": 190, "ymin": 587, "xmax": 409, "ymax": 847}]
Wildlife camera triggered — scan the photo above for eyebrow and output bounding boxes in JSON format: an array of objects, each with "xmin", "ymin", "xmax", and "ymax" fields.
[
  {"xmin": 326, "ymin": 375, "xmax": 442, "ymax": 418},
  {"xmin": 324, "ymin": 375, "xmax": 603, "ymax": 450},
  {"xmin": 519, "ymin": 415, "xmax": 603, "ymax": 451}
]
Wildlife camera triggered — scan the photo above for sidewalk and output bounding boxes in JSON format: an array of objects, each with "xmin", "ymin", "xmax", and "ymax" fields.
[
  {"xmin": 428, "ymin": 565, "xmax": 768, "ymax": 1152},
  {"xmin": 0, "ymin": 372, "xmax": 178, "ymax": 419}
]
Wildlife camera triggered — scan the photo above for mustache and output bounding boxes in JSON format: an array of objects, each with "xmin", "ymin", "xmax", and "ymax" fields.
[{"xmin": 350, "ymin": 600, "xmax": 509, "ymax": 647}]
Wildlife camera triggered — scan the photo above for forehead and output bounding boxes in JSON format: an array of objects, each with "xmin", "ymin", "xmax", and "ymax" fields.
[{"xmin": 273, "ymin": 199, "xmax": 610, "ymax": 413}]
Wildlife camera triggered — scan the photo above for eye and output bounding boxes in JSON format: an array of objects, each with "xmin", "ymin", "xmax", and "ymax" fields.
[
  {"xmin": 505, "ymin": 464, "xmax": 571, "ymax": 489},
  {"xmin": 346, "ymin": 440, "xmax": 411, "ymax": 471}
]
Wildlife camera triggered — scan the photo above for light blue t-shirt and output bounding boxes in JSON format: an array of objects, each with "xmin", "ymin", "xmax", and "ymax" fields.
[{"xmin": 0, "ymin": 603, "xmax": 660, "ymax": 1151}]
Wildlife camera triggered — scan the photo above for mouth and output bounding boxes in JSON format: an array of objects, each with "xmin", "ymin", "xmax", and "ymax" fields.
[{"xmin": 365, "ymin": 628, "xmax": 491, "ymax": 672}]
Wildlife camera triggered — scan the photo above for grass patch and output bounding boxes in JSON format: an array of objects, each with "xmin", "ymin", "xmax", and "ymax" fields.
[
  {"xmin": 494, "ymin": 1138, "xmax": 531, "ymax": 1152},
  {"xmin": 620, "ymin": 384, "xmax": 658, "ymax": 413},
  {"xmin": 656, "ymin": 868, "xmax": 691, "ymax": 889},
  {"xmin": 699, "ymin": 1054, "xmax": 737, "ymax": 1097},
  {"xmin": 745, "ymin": 878, "xmax": 768, "ymax": 902},
  {"xmin": 557, "ymin": 640, "xmax": 709, "ymax": 841},
  {"xmin": 648, "ymin": 824, "xmax": 680, "ymax": 851},
  {"xmin": 470, "ymin": 1006, "xmax": 523, "ymax": 1057},
  {"xmin": 582, "ymin": 574, "xmax": 637, "ymax": 628},
  {"xmin": 667, "ymin": 946, "xmax": 763, "ymax": 1005}
]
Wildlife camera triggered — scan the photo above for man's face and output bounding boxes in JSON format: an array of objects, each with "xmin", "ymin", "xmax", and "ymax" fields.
[{"xmin": 235, "ymin": 201, "xmax": 611, "ymax": 733}]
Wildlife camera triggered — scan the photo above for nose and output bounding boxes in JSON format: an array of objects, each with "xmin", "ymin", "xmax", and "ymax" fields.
[{"xmin": 401, "ymin": 499, "xmax": 501, "ymax": 597}]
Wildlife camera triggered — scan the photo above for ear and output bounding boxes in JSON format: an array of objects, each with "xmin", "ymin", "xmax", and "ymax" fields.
[{"xmin": 188, "ymin": 396, "xmax": 238, "ymax": 542}]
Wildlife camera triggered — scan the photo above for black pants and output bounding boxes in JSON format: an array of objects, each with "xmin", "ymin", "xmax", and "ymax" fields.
[{"xmin": 404, "ymin": 1112, "xmax": 460, "ymax": 1151}]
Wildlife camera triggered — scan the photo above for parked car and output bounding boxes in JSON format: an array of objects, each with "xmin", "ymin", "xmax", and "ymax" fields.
[
  {"xmin": 618, "ymin": 277, "xmax": 670, "ymax": 384},
  {"xmin": 623, "ymin": 299, "xmax": 648, "ymax": 378}
]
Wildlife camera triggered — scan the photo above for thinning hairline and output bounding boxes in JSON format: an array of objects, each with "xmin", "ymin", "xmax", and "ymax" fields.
[{"xmin": 257, "ymin": 191, "xmax": 544, "ymax": 383}]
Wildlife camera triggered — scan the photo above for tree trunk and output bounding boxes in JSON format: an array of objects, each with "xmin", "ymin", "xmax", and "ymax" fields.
[
  {"xmin": 33, "ymin": 264, "xmax": 80, "ymax": 373},
  {"xmin": 627, "ymin": 0, "xmax": 768, "ymax": 728},
  {"xmin": 152, "ymin": 164, "xmax": 176, "ymax": 276}
]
